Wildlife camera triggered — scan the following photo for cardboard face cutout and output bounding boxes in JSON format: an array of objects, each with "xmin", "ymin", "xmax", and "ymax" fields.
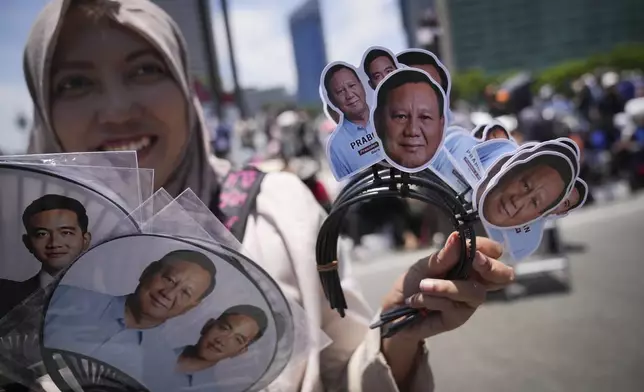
[
  {"xmin": 548, "ymin": 178, "xmax": 588, "ymax": 218},
  {"xmin": 395, "ymin": 48, "xmax": 451, "ymax": 99},
  {"xmin": 360, "ymin": 46, "xmax": 401, "ymax": 91},
  {"xmin": 319, "ymin": 61, "xmax": 385, "ymax": 181},
  {"xmin": 371, "ymin": 68, "xmax": 448, "ymax": 173},
  {"xmin": 477, "ymin": 150, "xmax": 576, "ymax": 229},
  {"xmin": 395, "ymin": 48, "xmax": 453, "ymax": 125},
  {"xmin": 428, "ymin": 133, "xmax": 582, "ymax": 261}
]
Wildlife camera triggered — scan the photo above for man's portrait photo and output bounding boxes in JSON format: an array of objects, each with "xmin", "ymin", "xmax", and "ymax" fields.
[
  {"xmin": 320, "ymin": 61, "xmax": 384, "ymax": 181},
  {"xmin": 173, "ymin": 305, "xmax": 268, "ymax": 390},
  {"xmin": 42, "ymin": 236, "xmax": 277, "ymax": 392},
  {"xmin": 396, "ymin": 48, "xmax": 451, "ymax": 97},
  {"xmin": 475, "ymin": 146, "xmax": 576, "ymax": 229},
  {"xmin": 361, "ymin": 47, "xmax": 399, "ymax": 90},
  {"xmin": 372, "ymin": 68, "xmax": 447, "ymax": 172},
  {"xmin": 0, "ymin": 194, "xmax": 92, "ymax": 317}
]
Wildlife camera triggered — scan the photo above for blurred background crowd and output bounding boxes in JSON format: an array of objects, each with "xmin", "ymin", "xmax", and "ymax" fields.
[{"xmin": 1, "ymin": 1, "xmax": 644, "ymax": 390}]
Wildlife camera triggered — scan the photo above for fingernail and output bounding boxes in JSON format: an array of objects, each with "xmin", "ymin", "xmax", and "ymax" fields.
[
  {"xmin": 446, "ymin": 232, "xmax": 458, "ymax": 247},
  {"xmin": 405, "ymin": 296, "xmax": 412, "ymax": 305},
  {"xmin": 420, "ymin": 279, "xmax": 436, "ymax": 291},
  {"xmin": 474, "ymin": 251, "xmax": 487, "ymax": 267}
]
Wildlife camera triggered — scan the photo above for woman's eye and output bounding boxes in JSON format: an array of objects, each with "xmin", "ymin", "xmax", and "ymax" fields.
[
  {"xmin": 54, "ymin": 76, "xmax": 94, "ymax": 98},
  {"xmin": 129, "ymin": 63, "xmax": 167, "ymax": 82}
]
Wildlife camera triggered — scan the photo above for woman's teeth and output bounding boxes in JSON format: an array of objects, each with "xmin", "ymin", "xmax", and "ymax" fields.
[{"xmin": 102, "ymin": 137, "xmax": 152, "ymax": 152}]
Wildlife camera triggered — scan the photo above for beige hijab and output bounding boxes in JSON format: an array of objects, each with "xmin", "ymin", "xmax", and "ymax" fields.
[{"xmin": 23, "ymin": 0, "xmax": 225, "ymax": 205}]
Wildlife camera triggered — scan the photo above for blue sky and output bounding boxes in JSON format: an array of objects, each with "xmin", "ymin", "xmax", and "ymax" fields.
[{"xmin": 0, "ymin": 0, "xmax": 406, "ymax": 153}]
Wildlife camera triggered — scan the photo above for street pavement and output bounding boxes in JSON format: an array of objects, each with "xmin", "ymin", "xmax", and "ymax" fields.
[{"xmin": 352, "ymin": 192, "xmax": 644, "ymax": 392}]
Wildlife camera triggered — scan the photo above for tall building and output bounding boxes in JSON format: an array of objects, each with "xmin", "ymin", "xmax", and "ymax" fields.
[
  {"xmin": 398, "ymin": 0, "xmax": 437, "ymax": 49},
  {"xmin": 151, "ymin": 0, "xmax": 222, "ymax": 111},
  {"xmin": 289, "ymin": 0, "xmax": 328, "ymax": 106},
  {"xmin": 434, "ymin": 0, "xmax": 644, "ymax": 74}
]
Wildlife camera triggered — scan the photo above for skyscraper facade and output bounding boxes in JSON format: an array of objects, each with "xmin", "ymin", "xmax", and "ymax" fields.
[
  {"xmin": 435, "ymin": 0, "xmax": 644, "ymax": 73},
  {"xmin": 289, "ymin": 0, "xmax": 328, "ymax": 105}
]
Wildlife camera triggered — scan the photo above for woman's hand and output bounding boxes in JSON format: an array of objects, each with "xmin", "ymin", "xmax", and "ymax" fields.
[{"xmin": 379, "ymin": 232, "xmax": 515, "ymax": 388}]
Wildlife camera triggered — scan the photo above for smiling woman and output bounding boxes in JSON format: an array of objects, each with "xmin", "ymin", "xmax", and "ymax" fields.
[
  {"xmin": 25, "ymin": 0, "xmax": 212, "ymax": 200},
  {"xmin": 48, "ymin": 6, "xmax": 187, "ymax": 190},
  {"xmin": 21, "ymin": 1, "xmax": 517, "ymax": 392}
]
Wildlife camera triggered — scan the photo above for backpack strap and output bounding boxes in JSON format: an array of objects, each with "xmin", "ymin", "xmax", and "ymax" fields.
[{"xmin": 218, "ymin": 167, "xmax": 266, "ymax": 242}]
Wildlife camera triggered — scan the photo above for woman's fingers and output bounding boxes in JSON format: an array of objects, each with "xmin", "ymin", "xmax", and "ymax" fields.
[
  {"xmin": 471, "ymin": 250, "xmax": 515, "ymax": 288},
  {"xmin": 417, "ymin": 278, "xmax": 486, "ymax": 308},
  {"xmin": 472, "ymin": 236, "xmax": 504, "ymax": 259},
  {"xmin": 405, "ymin": 293, "xmax": 456, "ymax": 312}
]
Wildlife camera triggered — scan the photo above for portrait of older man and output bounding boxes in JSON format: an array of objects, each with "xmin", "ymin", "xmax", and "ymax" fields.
[
  {"xmin": 0, "ymin": 194, "xmax": 92, "ymax": 318},
  {"xmin": 477, "ymin": 149, "xmax": 575, "ymax": 229},
  {"xmin": 44, "ymin": 249, "xmax": 218, "ymax": 381},
  {"xmin": 323, "ymin": 63, "xmax": 383, "ymax": 180},
  {"xmin": 362, "ymin": 48, "xmax": 397, "ymax": 90},
  {"xmin": 373, "ymin": 68, "xmax": 446, "ymax": 170}
]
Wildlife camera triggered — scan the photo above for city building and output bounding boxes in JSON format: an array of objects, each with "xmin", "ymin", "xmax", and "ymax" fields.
[
  {"xmin": 398, "ymin": 0, "xmax": 439, "ymax": 51},
  {"xmin": 289, "ymin": 0, "xmax": 328, "ymax": 106},
  {"xmin": 433, "ymin": 0, "xmax": 644, "ymax": 74},
  {"xmin": 151, "ymin": 0, "xmax": 223, "ymax": 109}
]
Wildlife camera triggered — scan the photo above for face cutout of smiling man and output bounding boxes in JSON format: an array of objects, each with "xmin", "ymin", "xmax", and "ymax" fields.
[
  {"xmin": 0, "ymin": 194, "xmax": 92, "ymax": 318},
  {"xmin": 175, "ymin": 305, "xmax": 268, "ymax": 383},
  {"xmin": 363, "ymin": 48, "xmax": 397, "ymax": 90},
  {"xmin": 479, "ymin": 153, "xmax": 574, "ymax": 228},
  {"xmin": 323, "ymin": 63, "xmax": 383, "ymax": 180},
  {"xmin": 44, "ymin": 250, "xmax": 217, "ymax": 381},
  {"xmin": 374, "ymin": 69, "xmax": 446, "ymax": 171}
]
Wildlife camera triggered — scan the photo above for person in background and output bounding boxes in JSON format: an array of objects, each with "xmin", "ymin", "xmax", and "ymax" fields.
[{"xmin": 23, "ymin": 1, "xmax": 515, "ymax": 391}]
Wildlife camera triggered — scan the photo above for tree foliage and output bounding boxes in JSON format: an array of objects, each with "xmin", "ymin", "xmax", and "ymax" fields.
[{"xmin": 452, "ymin": 44, "xmax": 644, "ymax": 103}]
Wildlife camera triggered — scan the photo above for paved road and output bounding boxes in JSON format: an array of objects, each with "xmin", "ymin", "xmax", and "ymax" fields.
[{"xmin": 352, "ymin": 192, "xmax": 644, "ymax": 392}]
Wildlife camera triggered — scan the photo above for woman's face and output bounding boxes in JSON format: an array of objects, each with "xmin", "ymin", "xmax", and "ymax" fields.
[{"xmin": 50, "ymin": 10, "xmax": 188, "ymax": 189}]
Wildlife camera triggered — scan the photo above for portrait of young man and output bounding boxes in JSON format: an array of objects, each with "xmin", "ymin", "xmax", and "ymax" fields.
[
  {"xmin": 362, "ymin": 47, "xmax": 398, "ymax": 90},
  {"xmin": 170, "ymin": 304, "xmax": 268, "ymax": 389},
  {"xmin": 323, "ymin": 62, "xmax": 384, "ymax": 180},
  {"xmin": 0, "ymin": 194, "xmax": 92, "ymax": 317},
  {"xmin": 373, "ymin": 68, "xmax": 446, "ymax": 171}
]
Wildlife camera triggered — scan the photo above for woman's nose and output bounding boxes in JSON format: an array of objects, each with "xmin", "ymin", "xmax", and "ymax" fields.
[{"xmin": 97, "ymin": 83, "xmax": 135, "ymax": 125}]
